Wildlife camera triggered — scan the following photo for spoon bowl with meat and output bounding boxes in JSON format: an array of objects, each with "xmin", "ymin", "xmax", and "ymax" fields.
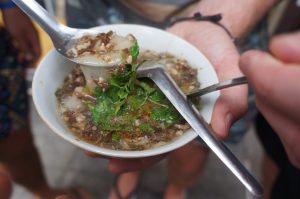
[{"xmin": 13, "ymin": 0, "xmax": 135, "ymax": 68}]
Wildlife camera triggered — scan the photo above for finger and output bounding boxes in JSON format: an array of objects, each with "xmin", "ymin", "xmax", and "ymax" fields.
[
  {"xmin": 256, "ymin": 95, "xmax": 300, "ymax": 140},
  {"xmin": 108, "ymin": 154, "xmax": 167, "ymax": 173},
  {"xmin": 210, "ymin": 60, "xmax": 248, "ymax": 139},
  {"xmin": 240, "ymin": 50, "xmax": 300, "ymax": 122},
  {"xmin": 210, "ymin": 84, "xmax": 248, "ymax": 139},
  {"xmin": 208, "ymin": 47, "xmax": 247, "ymax": 139},
  {"xmin": 270, "ymin": 31, "xmax": 300, "ymax": 63},
  {"xmin": 255, "ymin": 96, "xmax": 300, "ymax": 168},
  {"xmin": 239, "ymin": 50, "xmax": 282, "ymax": 90}
]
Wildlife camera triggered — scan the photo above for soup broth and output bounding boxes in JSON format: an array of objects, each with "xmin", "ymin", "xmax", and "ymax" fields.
[{"xmin": 56, "ymin": 50, "xmax": 201, "ymax": 150}]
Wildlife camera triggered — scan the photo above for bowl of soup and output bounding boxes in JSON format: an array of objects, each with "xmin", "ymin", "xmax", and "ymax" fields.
[{"xmin": 32, "ymin": 24, "xmax": 219, "ymax": 158}]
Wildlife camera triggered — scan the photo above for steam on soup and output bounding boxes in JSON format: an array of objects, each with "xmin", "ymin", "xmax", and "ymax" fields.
[{"xmin": 56, "ymin": 32, "xmax": 201, "ymax": 150}]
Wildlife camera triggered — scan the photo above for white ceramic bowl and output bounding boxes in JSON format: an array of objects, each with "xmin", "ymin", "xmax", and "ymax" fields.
[{"xmin": 32, "ymin": 24, "xmax": 219, "ymax": 158}]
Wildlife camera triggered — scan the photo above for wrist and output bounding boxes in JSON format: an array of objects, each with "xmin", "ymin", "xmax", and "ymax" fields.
[
  {"xmin": 191, "ymin": 0, "xmax": 277, "ymax": 39},
  {"xmin": 167, "ymin": 20, "xmax": 240, "ymax": 63},
  {"xmin": 167, "ymin": 19, "xmax": 236, "ymax": 45}
]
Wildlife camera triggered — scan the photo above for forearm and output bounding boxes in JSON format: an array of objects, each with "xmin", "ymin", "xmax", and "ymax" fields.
[{"xmin": 191, "ymin": 0, "xmax": 277, "ymax": 39}]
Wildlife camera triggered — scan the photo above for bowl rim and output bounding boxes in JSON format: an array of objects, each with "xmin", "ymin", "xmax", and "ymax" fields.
[{"xmin": 32, "ymin": 24, "xmax": 219, "ymax": 158}]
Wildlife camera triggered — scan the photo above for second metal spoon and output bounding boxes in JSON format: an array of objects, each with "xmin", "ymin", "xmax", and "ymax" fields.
[{"xmin": 187, "ymin": 76, "xmax": 248, "ymax": 98}]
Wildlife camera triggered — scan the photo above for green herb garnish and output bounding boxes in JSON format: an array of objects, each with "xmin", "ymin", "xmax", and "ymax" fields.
[
  {"xmin": 150, "ymin": 107, "xmax": 181, "ymax": 123},
  {"xmin": 130, "ymin": 42, "xmax": 139, "ymax": 62},
  {"xmin": 140, "ymin": 123, "xmax": 155, "ymax": 133},
  {"xmin": 86, "ymin": 45, "xmax": 185, "ymax": 141},
  {"xmin": 112, "ymin": 132, "xmax": 121, "ymax": 141}
]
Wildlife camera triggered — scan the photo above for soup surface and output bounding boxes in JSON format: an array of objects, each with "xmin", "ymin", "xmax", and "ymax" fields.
[
  {"xmin": 56, "ymin": 48, "xmax": 201, "ymax": 150},
  {"xmin": 67, "ymin": 31, "xmax": 137, "ymax": 66}
]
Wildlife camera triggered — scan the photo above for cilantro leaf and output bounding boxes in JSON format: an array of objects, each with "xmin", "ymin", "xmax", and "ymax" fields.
[
  {"xmin": 130, "ymin": 42, "xmax": 139, "ymax": 62},
  {"xmin": 149, "ymin": 90, "xmax": 165, "ymax": 102},
  {"xmin": 150, "ymin": 107, "xmax": 181, "ymax": 123},
  {"xmin": 112, "ymin": 132, "xmax": 121, "ymax": 141},
  {"xmin": 140, "ymin": 123, "xmax": 155, "ymax": 133}
]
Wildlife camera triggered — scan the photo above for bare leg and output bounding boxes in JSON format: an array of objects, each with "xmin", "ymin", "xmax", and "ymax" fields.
[
  {"xmin": 0, "ymin": 126, "xmax": 92, "ymax": 199},
  {"xmin": 164, "ymin": 141, "xmax": 210, "ymax": 199},
  {"xmin": 259, "ymin": 154, "xmax": 279, "ymax": 199},
  {"xmin": 0, "ymin": 171, "xmax": 12, "ymax": 199},
  {"xmin": 108, "ymin": 171, "xmax": 141, "ymax": 199}
]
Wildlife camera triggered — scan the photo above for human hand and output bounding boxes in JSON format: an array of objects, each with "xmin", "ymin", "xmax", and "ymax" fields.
[
  {"xmin": 167, "ymin": 21, "xmax": 248, "ymax": 139},
  {"xmin": 2, "ymin": 7, "xmax": 41, "ymax": 67},
  {"xmin": 239, "ymin": 31, "xmax": 300, "ymax": 168},
  {"xmin": 85, "ymin": 151, "xmax": 167, "ymax": 173}
]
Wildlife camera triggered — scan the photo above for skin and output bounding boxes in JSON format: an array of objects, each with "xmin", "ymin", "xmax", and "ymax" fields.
[
  {"xmin": 2, "ymin": 7, "xmax": 41, "ymax": 67},
  {"xmin": 239, "ymin": 31, "xmax": 300, "ymax": 169},
  {"xmin": 168, "ymin": 21, "xmax": 246, "ymax": 140}
]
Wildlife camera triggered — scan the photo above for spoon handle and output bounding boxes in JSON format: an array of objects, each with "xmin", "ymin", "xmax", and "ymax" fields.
[
  {"xmin": 12, "ymin": 0, "xmax": 72, "ymax": 44},
  {"xmin": 187, "ymin": 76, "xmax": 248, "ymax": 98},
  {"xmin": 138, "ymin": 63, "xmax": 263, "ymax": 196}
]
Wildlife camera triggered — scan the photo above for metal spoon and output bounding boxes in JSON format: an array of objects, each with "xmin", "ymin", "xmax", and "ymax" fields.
[
  {"xmin": 187, "ymin": 76, "xmax": 248, "ymax": 98},
  {"xmin": 12, "ymin": 0, "xmax": 126, "ymax": 67},
  {"xmin": 13, "ymin": 0, "xmax": 137, "ymax": 88},
  {"xmin": 137, "ymin": 62, "xmax": 263, "ymax": 196}
]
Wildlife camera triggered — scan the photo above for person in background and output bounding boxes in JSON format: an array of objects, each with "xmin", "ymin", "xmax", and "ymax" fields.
[
  {"xmin": 65, "ymin": 0, "xmax": 277, "ymax": 199},
  {"xmin": 0, "ymin": 1, "xmax": 93, "ymax": 198}
]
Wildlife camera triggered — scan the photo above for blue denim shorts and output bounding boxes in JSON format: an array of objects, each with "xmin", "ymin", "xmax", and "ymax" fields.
[{"xmin": 0, "ymin": 28, "xmax": 29, "ymax": 139}]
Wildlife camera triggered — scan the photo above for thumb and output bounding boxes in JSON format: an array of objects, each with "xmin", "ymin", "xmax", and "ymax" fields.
[
  {"xmin": 239, "ymin": 50, "xmax": 283, "ymax": 95},
  {"xmin": 270, "ymin": 31, "xmax": 300, "ymax": 63}
]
